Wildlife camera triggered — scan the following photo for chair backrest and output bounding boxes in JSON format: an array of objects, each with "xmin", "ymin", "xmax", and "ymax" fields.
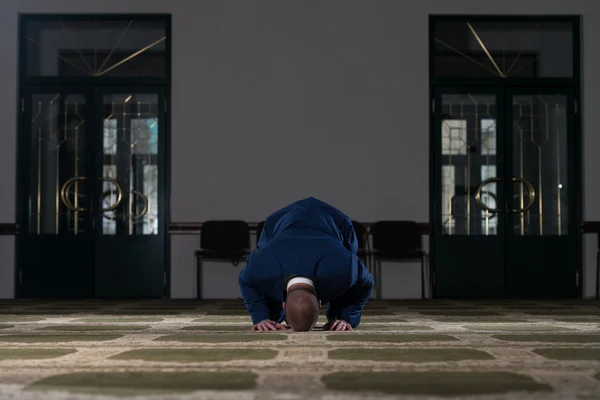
[
  {"xmin": 351, "ymin": 220, "xmax": 367, "ymax": 251},
  {"xmin": 371, "ymin": 221, "xmax": 422, "ymax": 253},
  {"xmin": 256, "ymin": 221, "xmax": 265, "ymax": 247},
  {"xmin": 201, "ymin": 220, "xmax": 250, "ymax": 251}
]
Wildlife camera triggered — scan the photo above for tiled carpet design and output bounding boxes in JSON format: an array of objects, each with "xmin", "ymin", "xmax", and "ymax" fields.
[{"xmin": 0, "ymin": 299, "xmax": 599, "ymax": 399}]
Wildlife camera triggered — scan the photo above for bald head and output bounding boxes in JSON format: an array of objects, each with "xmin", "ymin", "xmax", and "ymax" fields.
[{"xmin": 285, "ymin": 287, "xmax": 319, "ymax": 332}]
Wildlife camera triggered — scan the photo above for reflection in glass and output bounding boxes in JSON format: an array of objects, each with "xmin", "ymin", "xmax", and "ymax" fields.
[
  {"xmin": 29, "ymin": 93, "xmax": 87, "ymax": 235},
  {"xmin": 440, "ymin": 94, "xmax": 497, "ymax": 236},
  {"xmin": 102, "ymin": 94, "xmax": 159, "ymax": 235},
  {"xmin": 512, "ymin": 95, "xmax": 568, "ymax": 235}
]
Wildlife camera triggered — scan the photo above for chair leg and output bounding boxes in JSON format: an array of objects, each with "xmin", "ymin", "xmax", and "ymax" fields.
[
  {"xmin": 596, "ymin": 251, "xmax": 599, "ymax": 301},
  {"xmin": 377, "ymin": 259, "xmax": 383, "ymax": 300},
  {"xmin": 197, "ymin": 256, "xmax": 203, "ymax": 300},
  {"xmin": 420, "ymin": 255, "xmax": 425, "ymax": 300},
  {"xmin": 426, "ymin": 254, "xmax": 433, "ymax": 300}
]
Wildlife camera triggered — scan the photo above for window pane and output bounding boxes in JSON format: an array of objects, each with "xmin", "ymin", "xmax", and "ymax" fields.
[
  {"xmin": 24, "ymin": 19, "xmax": 167, "ymax": 77},
  {"xmin": 433, "ymin": 20, "xmax": 574, "ymax": 78}
]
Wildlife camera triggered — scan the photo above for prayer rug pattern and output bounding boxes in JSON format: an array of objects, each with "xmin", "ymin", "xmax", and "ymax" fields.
[{"xmin": 0, "ymin": 299, "xmax": 599, "ymax": 399}]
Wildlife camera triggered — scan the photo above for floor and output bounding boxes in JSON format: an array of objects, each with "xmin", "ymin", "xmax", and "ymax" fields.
[{"xmin": 0, "ymin": 299, "xmax": 600, "ymax": 399}]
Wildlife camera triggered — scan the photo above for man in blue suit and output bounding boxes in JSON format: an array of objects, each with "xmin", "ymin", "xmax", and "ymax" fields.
[{"xmin": 238, "ymin": 197, "xmax": 374, "ymax": 332}]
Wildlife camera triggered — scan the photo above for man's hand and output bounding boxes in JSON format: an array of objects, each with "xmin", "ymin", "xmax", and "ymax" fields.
[
  {"xmin": 323, "ymin": 320, "xmax": 353, "ymax": 331},
  {"xmin": 252, "ymin": 319, "xmax": 287, "ymax": 331}
]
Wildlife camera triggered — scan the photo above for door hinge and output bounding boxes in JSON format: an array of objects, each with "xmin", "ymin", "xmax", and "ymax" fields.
[
  {"xmin": 19, "ymin": 269, "xmax": 22, "ymax": 284},
  {"xmin": 576, "ymin": 270, "xmax": 580, "ymax": 288},
  {"xmin": 574, "ymin": 100, "xmax": 578, "ymax": 115},
  {"xmin": 21, "ymin": 98, "xmax": 24, "ymax": 113},
  {"xmin": 164, "ymin": 99, "xmax": 168, "ymax": 112},
  {"xmin": 432, "ymin": 99, "xmax": 435, "ymax": 114}
]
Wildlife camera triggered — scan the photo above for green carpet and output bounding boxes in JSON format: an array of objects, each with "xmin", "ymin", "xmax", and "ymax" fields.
[
  {"xmin": 493, "ymin": 334, "xmax": 600, "ymax": 343},
  {"xmin": 0, "ymin": 349, "xmax": 76, "ymax": 360},
  {"xmin": 38, "ymin": 325, "xmax": 150, "ymax": 331},
  {"xmin": 75, "ymin": 317, "xmax": 164, "ymax": 323},
  {"xmin": 418, "ymin": 311, "xmax": 503, "ymax": 317},
  {"xmin": 328, "ymin": 348, "xmax": 494, "ymax": 362},
  {"xmin": 431, "ymin": 317, "xmax": 526, "ymax": 323},
  {"xmin": 0, "ymin": 334, "xmax": 123, "ymax": 342},
  {"xmin": 26, "ymin": 371, "xmax": 258, "ymax": 396},
  {"xmin": 356, "ymin": 325, "xmax": 434, "ymax": 331},
  {"xmin": 0, "ymin": 299, "xmax": 597, "ymax": 399},
  {"xmin": 327, "ymin": 333, "xmax": 458, "ymax": 343},
  {"xmin": 321, "ymin": 371, "xmax": 552, "ymax": 395},
  {"xmin": 106, "ymin": 310, "xmax": 182, "ymax": 315},
  {"xmin": 181, "ymin": 325, "xmax": 252, "ymax": 331},
  {"xmin": 465, "ymin": 324, "xmax": 574, "ymax": 331},
  {"xmin": 524, "ymin": 310, "xmax": 600, "ymax": 316},
  {"xmin": 156, "ymin": 333, "xmax": 288, "ymax": 343},
  {"xmin": 111, "ymin": 348, "xmax": 278, "ymax": 362},
  {"xmin": 532, "ymin": 348, "xmax": 600, "ymax": 360}
]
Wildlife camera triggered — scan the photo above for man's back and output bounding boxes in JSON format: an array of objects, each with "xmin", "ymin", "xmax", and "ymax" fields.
[
  {"xmin": 240, "ymin": 197, "xmax": 359, "ymax": 302},
  {"xmin": 258, "ymin": 197, "xmax": 357, "ymax": 252},
  {"xmin": 238, "ymin": 197, "xmax": 374, "ymax": 328}
]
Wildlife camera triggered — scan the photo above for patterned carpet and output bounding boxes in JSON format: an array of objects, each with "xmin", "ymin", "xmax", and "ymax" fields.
[{"xmin": 0, "ymin": 299, "xmax": 600, "ymax": 399}]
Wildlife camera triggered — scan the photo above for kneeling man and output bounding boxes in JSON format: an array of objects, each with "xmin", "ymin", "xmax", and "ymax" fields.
[{"xmin": 238, "ymin": 197, "xmax": 374, "ymax": 332}]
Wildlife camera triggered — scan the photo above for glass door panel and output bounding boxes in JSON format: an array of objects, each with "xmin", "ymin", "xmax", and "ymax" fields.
[
  {"xmin": 510, "ymin": 94, "xmax": 569, "ymax": 236},
  {"xmin": 93, "ymin": 88, "xmax": 165, "ymax": 297},
  {"xmin": 440, "ymin": 93, "xmax": 500, "ymax": 236},
  {"xmin": 100, "ymin": 93, "xmax": 160, "ymax": 236},
  {"xmin": 21, "ymin": 89, "xmax": 94, "ymax": 297},
  {"xmin": 434, "ymin": 89, "xmax": 506, "ymax": 298},
  {"xmin": 505, "ymin": 89, "xmax": 577, "ymax": 298}
]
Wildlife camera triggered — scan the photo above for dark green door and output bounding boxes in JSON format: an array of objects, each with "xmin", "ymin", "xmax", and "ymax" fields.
[
  {"xmin": 92, "ymin": 88, "xmax": 167, "ymax": 297},
  {"xmin": 433, "ymin": 87, "xmax": 579, "ymax": 298},
  {"xmin": 433, "ymin": 88, "xmax": 506, "ymax": 298},
  {"xmin": 19, "ymin": 87, "xmax": 95, "ymax": 297},
  {"xmin": 19, "ymin": 86, "xmax": 167, "ymax": 297},
  {"xmin": 504, "ymin": 88, "xmax": 579, "ymax": 298}
]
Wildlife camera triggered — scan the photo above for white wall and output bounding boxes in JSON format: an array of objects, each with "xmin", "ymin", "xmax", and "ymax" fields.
[{"xmin": 0, "ymin": 0, "xmax": 598, "ymax": 299}]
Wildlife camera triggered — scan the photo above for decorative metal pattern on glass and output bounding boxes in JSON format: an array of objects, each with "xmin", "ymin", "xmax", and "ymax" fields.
[
  {"xmin": 440, "ymin": 94, "xmax": 497, "ymax": 236},
  {"xmin": 30, "ymin": 94, "xmax": 87, "ymax": 235},
  {"xmin": 512, "ymin": 95, "xmax": 568, "ymax": 236},
  {"xmin": 24, "ymin": 19, "xmax": 167, "ymax": 78},
  {"xmin": 102, "ymin": 93, "xmax": 159, "ymax": 236}
]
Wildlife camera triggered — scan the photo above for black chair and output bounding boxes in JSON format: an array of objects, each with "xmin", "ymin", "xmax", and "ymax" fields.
[
  {"xmin": 256, "ymin": 221, "xmax": 265, "ymax": 248},
  {"xmin": 371, "ymin": 221, "xmax": 430, "ymax": 300},
  {"xmin": 195, "ymin": 220, "xmax": 251, "ymax": 299},
  {"xmin": 352, "ymin": 220, "xmax": 370, "ymax": 265}
]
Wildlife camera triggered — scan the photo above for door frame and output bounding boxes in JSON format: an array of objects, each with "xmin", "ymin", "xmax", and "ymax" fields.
[
  {"xmin": 15, "ymin": 13, "xmax": 172, "ymax": 298},
  {"xmin": 430, "ymin": 84, "xmax": 583, "ymax": 298},
  {"xmin": 428, "ymin": 15, "xmax": 583, "ymax": 298}
]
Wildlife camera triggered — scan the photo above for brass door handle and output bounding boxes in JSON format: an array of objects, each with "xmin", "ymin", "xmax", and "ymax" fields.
[
  {"xmin": 99, "ymin": 177, "xmax": 123, "ymax": 212},
  {"xmin": 60, "ymin": 177, "xmax": 123, "ymax": 212},
  {"xmin": 60, "ymin": 176, "xmax": 88, "ymax": 212},
  {"xmin": 131, "ymin": 190, "xmax": 149, "ymax": 221},
  {"xmin": 475, "ymin": 177, "xmax": 503, "ymax": 213},
  {"xmin": 475, "ymin": 177, "xmax": 536, "ymax": 213},
  {"xmin": 508, "ymin": 177, "xmax": 536, "ymax": 213}
]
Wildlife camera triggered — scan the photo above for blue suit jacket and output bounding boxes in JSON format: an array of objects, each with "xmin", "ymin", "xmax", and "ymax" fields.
[{"xmin": 238, "ymin": 197, "xmax": 374, "ymax": 328}]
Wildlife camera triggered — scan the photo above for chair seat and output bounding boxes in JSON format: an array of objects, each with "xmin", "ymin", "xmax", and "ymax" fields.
[
  {"xmin": 195, "ymin": 249, "xmax": 249, "ymax": 261},
  {"xmin": 372, "ymin": 249, "xmax": 425, "ymax": 260}
]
